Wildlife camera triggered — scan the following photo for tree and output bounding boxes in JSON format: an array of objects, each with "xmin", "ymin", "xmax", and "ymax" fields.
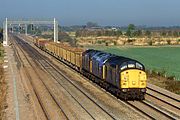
[
  {"xmin": 167, "ymin": 31, "xmax": 172, "ymax": 36},
  {"xmin": 173, "ymin": 31, "xmax": 179, "ymax": 37},
  {"xmin": 126, "ymin": 24, "xmax": 136, "ymax": 37},
  {"xmin": 75, "ymin": 31, "xmax": 80, "ymax": 37},
  {"xmin": 145, "ymin": 30, "xmax": 151, "ymax": 37},
  {"xmin": 116, "ymin": 30, "xmax": 122, "ymax": 36},
  {"xmin": 133, "ymin": 30, "xmax": 142, "ymax": 37},
  {"xmin": 126, "ymin": 29, "xmax": 131, "ymax": 37},
  {"xmin": 86, "ymin": 22, "xmax": 98, "ymax": 28},
  {"xmin": 161, "ymin": 31, "xmax": 167, "ymax": 36},
  {"xmin": 128, "ymin": 24, "xmax": 135, "ymax": 31},
  {"xmin": 96, "ymin": 31, "xmax": 102, "ymax": 36}
]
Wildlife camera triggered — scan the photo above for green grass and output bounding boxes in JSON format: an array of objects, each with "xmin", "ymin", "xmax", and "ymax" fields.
[{"xmin": 88, "ymin": 46, "xmax": 180, "ymax": 80}]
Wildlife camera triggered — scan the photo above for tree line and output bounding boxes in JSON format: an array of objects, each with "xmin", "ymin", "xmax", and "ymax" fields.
[
  {"xmin": 75, "ymin": 29, "xmax": 123, "ymax": 37},
  {"xmin": 75, "ymin": 24, "xmax": 180, "ymax": 38}
]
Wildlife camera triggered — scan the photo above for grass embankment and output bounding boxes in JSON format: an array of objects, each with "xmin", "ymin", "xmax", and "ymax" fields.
[
  {"xmin": 88, "ymin": 45, "xmax": 180, "ymax": 94},
  {"xmin": 0, "ymin": 43, "xmax": 6, "ymax": 119}
]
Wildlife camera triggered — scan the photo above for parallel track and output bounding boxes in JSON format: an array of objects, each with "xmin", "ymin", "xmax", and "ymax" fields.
[
  {"xmin": 10, "ymin": 36, "xmax": 49, "ymax": 120},
  {"xmin": 12, "ymin": 35, "xmax": 68, "ymax": 119},
  {"xmin": 15, "ymin": 35, "xmax": 116, "ymax": 119}
]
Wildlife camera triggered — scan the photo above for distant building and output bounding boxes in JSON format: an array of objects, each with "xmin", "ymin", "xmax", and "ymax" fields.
[{"xmin": 111, "ymin": 27, "xmax": 118, "ymax": 31}]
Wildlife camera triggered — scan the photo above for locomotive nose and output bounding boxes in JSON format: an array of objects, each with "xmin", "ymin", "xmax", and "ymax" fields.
[{"xmin": 121, "ymin": 70, "xmax": 147, "ymax": 88}]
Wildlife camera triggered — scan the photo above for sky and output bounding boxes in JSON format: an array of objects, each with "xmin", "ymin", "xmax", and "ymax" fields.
[{"xmin": 0, "ymin": 0, "xmax": 180, "ymax": 26}]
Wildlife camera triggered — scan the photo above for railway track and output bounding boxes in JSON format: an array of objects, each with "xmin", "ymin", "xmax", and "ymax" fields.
[
  {"xmin": 145, "ymin": 84, "xmax": 180, "ymax": 119},
  {"xmin": 11, "ymin": 35, "xmax": 68, "ymax": 119},
  {"xmin": 14, "ymin": 35, "xmax": 117, "ymax": 119},
  {"xmin": 15, "ymin": 34, "xmax": 180, "ymax": 120},
  {"xmin": 8, "ymin": 35, "xmax": 49, "ymax": 120},
  {"xmin": 124, "ymin": 74, "xmax": 180, "ymax": 119},
  {"xmin": 37, "ymin": 52, "xmax": 116, "ymax": 120},
  {"xmin": 10, "ymin": 36, "xmax": 49, "ymax": 119}
]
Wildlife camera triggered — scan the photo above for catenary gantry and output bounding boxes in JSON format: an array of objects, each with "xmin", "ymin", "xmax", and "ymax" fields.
[{"xmin": 3, "ymin": 18, "xmax": 59, "ymax": 46}]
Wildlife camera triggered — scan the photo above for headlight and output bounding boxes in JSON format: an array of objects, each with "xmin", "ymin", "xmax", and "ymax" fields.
[
  {"xmin": 141, "ymin": 88, "xmax": 146, "ymax": 92},
  {"xmin": 122, "ymin": 89, "xmax": 127, "ymax": 92}
]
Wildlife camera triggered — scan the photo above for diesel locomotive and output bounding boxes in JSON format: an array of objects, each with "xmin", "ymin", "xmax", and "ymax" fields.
[{"xmin": 35, "ymin": 39, "xmax": 147, "ymax": 100}]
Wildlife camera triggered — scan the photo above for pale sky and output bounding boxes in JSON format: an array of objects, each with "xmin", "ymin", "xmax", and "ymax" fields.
[{"xmin": 0, "ymin": 0, "xmax": 180, "ymax": 26}]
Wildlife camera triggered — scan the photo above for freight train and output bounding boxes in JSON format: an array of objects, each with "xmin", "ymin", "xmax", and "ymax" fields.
[{"xmin": 35, "ymin": 38, "xmax": 147, "ymax": 100}]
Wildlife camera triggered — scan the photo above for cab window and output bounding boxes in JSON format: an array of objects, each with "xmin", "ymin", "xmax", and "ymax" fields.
[
  {"xmin": 120, "ymin": 62, "xmax": 127, "ymax": 70},
  {"xmin": 128, "ymin": 61, "xmax": 135, "ymax": 68},
  {"xmin": 136, "ymin": 62, "xmax": 143, "ymax": 69}
]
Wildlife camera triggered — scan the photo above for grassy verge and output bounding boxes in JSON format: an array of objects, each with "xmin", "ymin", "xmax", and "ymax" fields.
[
  {"xmin": 147, "ymin": 70, "xmax": 180, "ymax": 94},
  {"xmin": 0, "ymin": 43, "xmax": 6, "ymax": 119}
]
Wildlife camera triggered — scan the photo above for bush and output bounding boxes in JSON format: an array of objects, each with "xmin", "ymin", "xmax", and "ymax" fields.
[
  {"xmin": 165, "ymin": 77, "xmax": 180, "ymax": 94},
  {"xmin": 167, "ymin": 75, "xmax": 175, "ymax": 80},
  {"xmin": 105, "ymin": 42, "xmax": 108, "ymax": 46},
  {"xmin": 159, "ymin": 69, "xmax": 166, "ymax": 77},
  {"xmin": 114, "ymin": 41, "xmax": 117, "ymax": 45},
  {"xmin": 148, "ymin": 40, "xmax": 152, "ymax": 46},
  {"xmin": 127, "ymin": 39, "xmax": 133, "ymax": 43},
  {"xmin": 96, "ymin": 40, "xmax": 102, "ymax": 44},
  {"xmin": 167, "ymin": 40, "xmax": 171, "ymax": 45}
]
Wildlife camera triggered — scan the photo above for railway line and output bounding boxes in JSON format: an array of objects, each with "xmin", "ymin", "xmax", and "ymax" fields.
[
  {"xmin": 10, "ymin": 35, "xmax": 67, "ymax": 119},
  {"xmin": 145, "ymin": 85, "xmax": 180, "ymax": 119},
  {"xmin": 12, "ymin": 34, "xmax": 180, "ymax": 119},
  {"xmin": 18, "ymin": 37, "xmax": 116, "ymax": 119},
  {"xmin": 38, "ymin": 58, "xmax": 116, "ymax": 119},
  {"xmin": 12, "ymin": 35, "xmax": 120, "ymax": 119}
]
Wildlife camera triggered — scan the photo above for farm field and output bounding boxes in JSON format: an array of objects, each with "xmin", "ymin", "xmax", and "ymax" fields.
[{"xmin": 88, "ymin": 45, "xmax": 180, "ymax": 80}]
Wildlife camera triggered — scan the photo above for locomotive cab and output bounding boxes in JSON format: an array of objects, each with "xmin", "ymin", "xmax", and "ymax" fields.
[
  {"xmin": 120, "ymin": 61, "xmax": 147, "ymax": 90},
  {"xmin": 105, "ymin": 56, "xmax": 147, "ymax": 100}
]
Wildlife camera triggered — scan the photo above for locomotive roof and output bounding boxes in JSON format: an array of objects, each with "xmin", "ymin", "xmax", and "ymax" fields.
[
  {"xmin": 83, "ymin": 49, "xmax": 144, "ymax": 69},
  {"xmin": 105, "ymin": 55, "xmax": 144, "ymax": 68},
  {"xmin": 92, "ymin": 51, "xmax": 106, "ymax": 60},
  {"xmin": 96, "ymin": 53, "xmax": 113, "ymax": 66},
  {"xmin": 84, "ymin": 49, "xmax": 100, "ymax": 58}
]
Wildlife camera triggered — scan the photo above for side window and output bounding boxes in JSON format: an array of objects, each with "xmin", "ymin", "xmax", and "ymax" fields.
[{"xmin": 136, "ymin": 62, "xmax": 143, "ymax": 69}]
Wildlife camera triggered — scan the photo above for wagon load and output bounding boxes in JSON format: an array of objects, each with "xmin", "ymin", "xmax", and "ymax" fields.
[{"xmin": 35, "ymin": 38, "xmax": 50, "ymax": 50}]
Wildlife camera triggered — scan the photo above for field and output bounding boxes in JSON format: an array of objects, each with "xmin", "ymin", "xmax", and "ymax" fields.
[{"xmin": 88, "ymin": 45, "xmax": 180, "ymax": 80}]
